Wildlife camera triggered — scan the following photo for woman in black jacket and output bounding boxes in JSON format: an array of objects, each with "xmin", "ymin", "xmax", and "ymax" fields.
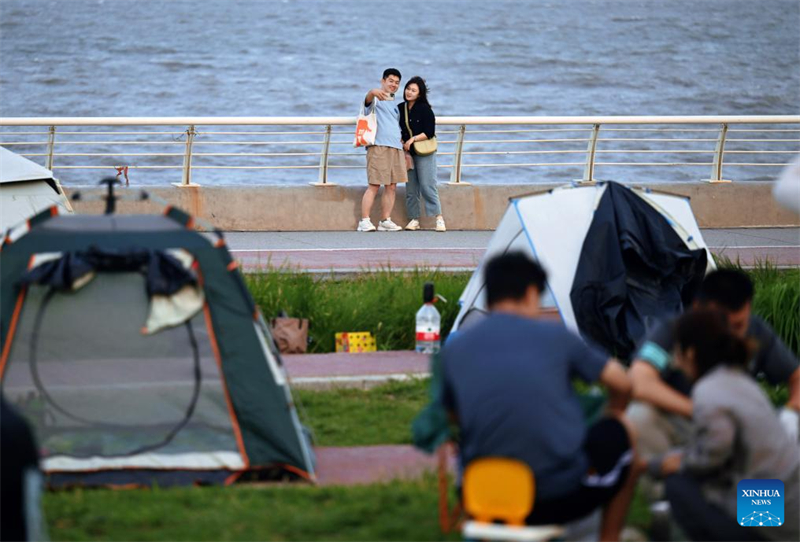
[{"xmin": 398, "ymin": 76, "xmax": 445, "ymax": 231}]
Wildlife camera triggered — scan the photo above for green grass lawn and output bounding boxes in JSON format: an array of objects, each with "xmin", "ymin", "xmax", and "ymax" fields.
[
  {"xmin": 44, "ymin": 476, "xmax": 462, "ymax": 541},
  {"xmin": 296, "ymin": 378, "xmax": 430, "ymax": 446}
]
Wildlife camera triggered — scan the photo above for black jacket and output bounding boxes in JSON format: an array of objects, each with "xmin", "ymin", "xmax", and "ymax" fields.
[{"xmin": 399, "ymin": 101, "xmax": 436, "ymax": 155}]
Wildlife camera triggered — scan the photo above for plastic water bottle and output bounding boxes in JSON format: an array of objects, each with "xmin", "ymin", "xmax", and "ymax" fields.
[{"xmin": 416, "ymin": 282, "xmax": 441, "ymax": 354}]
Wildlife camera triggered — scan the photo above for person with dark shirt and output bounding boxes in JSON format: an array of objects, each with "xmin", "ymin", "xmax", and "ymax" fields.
[
  {"xmin": 398, "ymin": 76, "xmax": 445, "ymax": 232},
  {"xmin": 658, "ymin": 309, "xmax": 799, "ymax": 541},
  {"xmin": 1, "ymin": 396, "xmax": 46, "ymax": 541},
  {"xmin": 628, "ymin": 269, "xmax": 800, "ymax": 460},
  {"xmin": 441, "ymin": 252, "xmax": 640, "ymax": 541}
]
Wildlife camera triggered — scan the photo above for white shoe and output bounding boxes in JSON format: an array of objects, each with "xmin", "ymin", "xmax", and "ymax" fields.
[
  {"xmin": 405, "ymin": 219, "xmax": 420, "ymax": 231},
  {"xmin": 357, "ymin": 218, "xmax": 376, "ymax": 232},
  {"xmin": 435, "ymin": 217, "xmax": 447, "ymax": 232},
  {"xmin": 377, "ymin": 218, "xmax": 402, "ymax": 231}
]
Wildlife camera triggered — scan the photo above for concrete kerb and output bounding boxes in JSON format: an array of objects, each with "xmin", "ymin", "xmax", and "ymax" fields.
[
  {"xmin": 290, "ymin": 373, "xmax": 430, "ymax": 390},
  {"xmin": 64, "ymin": 182, "xmax": 800, "ymax": 230}
]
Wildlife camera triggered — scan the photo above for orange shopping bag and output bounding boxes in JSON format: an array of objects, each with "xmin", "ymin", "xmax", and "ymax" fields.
[{"xmin": 353, "ymin": 102, "xmax": 377, "ymax": 147}]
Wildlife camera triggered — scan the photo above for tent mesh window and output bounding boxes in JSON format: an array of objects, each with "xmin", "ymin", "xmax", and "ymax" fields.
[{"xmin": 2, "ymin": 272, "xmax": 242, "ymax": 470}]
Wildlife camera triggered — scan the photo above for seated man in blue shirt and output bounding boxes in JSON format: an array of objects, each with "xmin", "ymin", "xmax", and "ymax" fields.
[
  {"xmin": 441, "ymin": 252, "xmax": 640, "ymax": 541},
  {"xmin": 628, "ymin": 268, "xmax": 800, "ymax": 461}
]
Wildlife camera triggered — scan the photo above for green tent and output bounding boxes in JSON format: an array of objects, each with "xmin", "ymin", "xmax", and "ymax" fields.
[{"xmin": 0, "ymin": 205, "xmax": 315, "ymax": 487}]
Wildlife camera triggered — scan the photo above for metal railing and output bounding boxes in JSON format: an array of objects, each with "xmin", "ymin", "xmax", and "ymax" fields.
[{"xmin": 1, "ymin": 116, "xmax": 798, "ymax": 186}]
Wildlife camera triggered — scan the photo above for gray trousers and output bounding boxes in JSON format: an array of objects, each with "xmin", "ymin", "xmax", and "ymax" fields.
[
  {"xmin": 626, "ymin": 400, "xmax": 692, "ymax": 459},
  {"xmin": 405, "ymin": 152, "xmax": 441, "ymax": 218},
  {"xmin": 626, "ymin": 400, "xmax": 693, "ymax": 503}
]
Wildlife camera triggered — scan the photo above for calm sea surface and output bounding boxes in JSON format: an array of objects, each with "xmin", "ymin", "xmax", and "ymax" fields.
[{"xmin": 1, "ymin": 0, "xmax": 798, "ymax": 185}]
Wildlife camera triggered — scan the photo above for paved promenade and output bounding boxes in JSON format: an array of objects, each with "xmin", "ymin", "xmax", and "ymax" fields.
[
  {"xmin": 225, "ymin": 228, "xmax": 800, "ymax": 272},
  {"xmin": 314, "ymin": 445, "xmax": 443, "ymax": 486},
  {"xmin": 284, "ymin": 351, "xmax": 429, "ymax": 389}
]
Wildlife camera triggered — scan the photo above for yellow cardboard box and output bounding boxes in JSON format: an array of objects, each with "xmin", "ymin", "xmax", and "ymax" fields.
[{"xmin": 335, "ymin": 331, "xmax": 377, "ymax": 353}]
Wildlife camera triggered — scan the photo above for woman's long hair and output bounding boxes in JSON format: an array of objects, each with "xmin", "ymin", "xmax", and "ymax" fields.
[
  {"xmin": 675, "ymin": 308, "xmax": 754, "ymax": 380},
  {"xmin": 404, "ymin": 76, "xmax": 431, "ymax": 107}
]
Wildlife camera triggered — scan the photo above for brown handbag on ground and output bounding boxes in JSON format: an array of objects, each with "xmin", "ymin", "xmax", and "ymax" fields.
[
  {"xmin": 404, "ymin": 103, "xmax": 438, "ymax": 156},
  {"xmin": 270, "ymin": 316, "xmax": 309, "ymax": 354}
]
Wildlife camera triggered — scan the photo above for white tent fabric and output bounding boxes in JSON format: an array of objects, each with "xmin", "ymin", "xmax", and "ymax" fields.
[
  {"xmin": 451, "ymin": 183, "xmax": 714, "ymax": 335},
  {"xmin": 0, "ymin": 146, "xmax": 72, "ymax": 233},
  {"xmin": 0, "ymin": 146, "xmax": 56, "ymax": 183}
]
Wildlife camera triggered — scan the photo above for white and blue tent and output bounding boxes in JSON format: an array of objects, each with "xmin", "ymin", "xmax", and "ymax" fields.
[
  {"xmin": 451, "ymin": 182, "xmax": 715, "ymax": 359},
  {"xmin": 0, "ymin": 146, "xmax": 72, "ymax": 233}
]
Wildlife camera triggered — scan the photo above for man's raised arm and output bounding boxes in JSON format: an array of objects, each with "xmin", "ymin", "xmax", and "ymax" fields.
[
  {"xmin": 630, "ymin": 360, "xmax": 692, "ymax": 418},
  {"xmin": 599, "ymin": 359, "xmax": 632, "ymax": 415}
]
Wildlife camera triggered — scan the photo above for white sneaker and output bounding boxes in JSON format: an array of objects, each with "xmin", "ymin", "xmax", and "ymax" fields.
[
  {"xmin": 405, "ymin": 219, "xmax": 420, "ymax": 231},
  {"xmin": 377, "ymin": 218, "xmax": 402, "ymax": 231},
  {"xmin": 357, "ymin": 218, "xmax": 376, "ymax": 232},
  {"xmin": 435, "ymin": 217, "xmax": 447, "ymax": 232}
]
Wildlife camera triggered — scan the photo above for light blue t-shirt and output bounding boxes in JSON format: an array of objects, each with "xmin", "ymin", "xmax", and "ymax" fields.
[
  {"xmin": 365, "ymin": 96, "xmax": 402, "ymax": 150},
  {"xmin": 441, "ymin": 313, "xmax": 609, "ymax": 501}
]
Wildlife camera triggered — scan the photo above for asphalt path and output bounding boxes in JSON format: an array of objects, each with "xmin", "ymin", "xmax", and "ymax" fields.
[{"xmin": 223, "ymin": 228, "xmax": 800, "ymax": 272}]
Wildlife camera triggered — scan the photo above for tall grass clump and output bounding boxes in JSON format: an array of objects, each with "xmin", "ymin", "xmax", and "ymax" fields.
[
  {"xmin": 751, "ymin": 267, "xmax": 800, "ymax": 356},
  {"xmin": 246, "ymin": 262, "xmax": 798, "ymax": 355},
  {"xmin": 245, "ymin": 268, "xmax": 470, "ymax": 352}
]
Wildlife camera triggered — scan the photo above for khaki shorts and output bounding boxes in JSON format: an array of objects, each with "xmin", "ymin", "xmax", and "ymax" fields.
[{"xmin": 366, "ymin": 146, "xmax": 408, "ymax": 185}]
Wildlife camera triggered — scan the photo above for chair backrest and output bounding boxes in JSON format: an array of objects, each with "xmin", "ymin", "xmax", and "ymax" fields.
[{"xmin": 463, "ymin": 457, "xmax": 535, "ymax": 526}]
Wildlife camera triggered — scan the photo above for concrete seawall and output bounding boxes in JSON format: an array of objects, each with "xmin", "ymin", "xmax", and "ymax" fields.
[{"xmin": 65, "ymin": 182, "xmax": 799, "ymax": 230}]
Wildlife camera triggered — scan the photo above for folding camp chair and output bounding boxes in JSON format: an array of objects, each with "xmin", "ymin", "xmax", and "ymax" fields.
[{"xmin": 461, "ymin": 458, "xmax": 564, "ymax": 542}]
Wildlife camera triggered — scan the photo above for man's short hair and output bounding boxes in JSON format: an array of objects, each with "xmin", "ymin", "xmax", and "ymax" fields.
[
  {"xmin": 696, "ymin": 269, "xmax": 754, "ymax": 311},
  {"xmin": 382, "ymin": 68, "xmax": 401, "ymax": 80},
  {"xmin": 485, "ymin": 252, "xmax": 547, "ymax": 307}
]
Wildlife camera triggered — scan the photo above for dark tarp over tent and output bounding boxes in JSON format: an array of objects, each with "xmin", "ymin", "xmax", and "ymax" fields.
[
  {"xmin": 569, "ymin": 182, "xmax": 707, "ymax": 359},
  {"xmin": 451, "ymin": 182, "xmax": 713, "ymax": 360},
  {"xmin": 0, "ymin": 206, "xmax": 315, "ymax": 487}
]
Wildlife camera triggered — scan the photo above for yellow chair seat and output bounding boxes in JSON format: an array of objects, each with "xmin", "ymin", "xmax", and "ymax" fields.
[
  {"xmin": 462, "ymin": 457, "xmax": 564, "ymax": 541},
  {"xmin": 463, "ymin": 457, "xmax": 535, "ymax": 526}
]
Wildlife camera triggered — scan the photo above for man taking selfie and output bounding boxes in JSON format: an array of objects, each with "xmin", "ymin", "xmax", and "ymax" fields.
[{"xmin": 357, "ymin": 68, "xmax": 407, "ymax": 232}]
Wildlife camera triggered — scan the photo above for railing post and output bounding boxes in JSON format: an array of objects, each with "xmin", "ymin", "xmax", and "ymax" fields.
[
  {"xmin": 46, "ymin": 125, "xmax": 56, "ymax": 171},
  {"xmin": 311, "ymin": 125, "xmax": 336, "ymax": 186},
  {"xmin": 581, "ymin": 124, "xmax": 600, "ymax": 183},
  {"xmin": 177, "ymin": 125, "xmax": 197, "ymax": 187},
  {"xmin": 447, "ymin": 125, "xmax": 470, "ymax": 185},
  {"xmin": 707, "ymin": 123, "xmax": 731, "ymax": 183}
]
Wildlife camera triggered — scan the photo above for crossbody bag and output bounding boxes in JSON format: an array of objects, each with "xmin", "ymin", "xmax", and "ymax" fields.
[{"xmin": 404, "ymin": 103, "xmax": 437, "ymax": 156}]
